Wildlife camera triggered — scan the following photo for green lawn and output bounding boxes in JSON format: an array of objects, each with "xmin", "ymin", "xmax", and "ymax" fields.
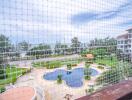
[
  {"xmin": 32, "ymin": 58, "xmax": 83, "ymax": 69},
  {"xmin": 0, "ymin": 67, "xmax": 30, "ymax": 86},
  {"xmin": 95, "ymin": 56, "xmax": 118, "ymax": 67},
  {"xmin": 32, "ymin": 55, "xmax": 119, "ymax": 68},
  {"xmin": 61, "ymin": 58, "xmax": 83, "ymax": 65},
  {"xmin": 32, "ymin": 61, "xmax": 62, "ymax": 69}
]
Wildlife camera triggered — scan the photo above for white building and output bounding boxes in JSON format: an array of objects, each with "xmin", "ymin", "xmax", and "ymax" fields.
[{"xmin": 117, "ymin": 28, "xmax": 132, "ymax": 61}]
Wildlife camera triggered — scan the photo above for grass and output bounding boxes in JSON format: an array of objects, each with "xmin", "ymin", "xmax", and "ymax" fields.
[
  {"xmin": 95, "ymin": 56, "xmax": 118, "ymax": 67},
  {"xmin": 32, "ymin": 55, "xmax": 119, "ymax": 69},
  {"xmin": 32, "ymin": 61, "xmax": 61, "ymax": 69},
  {"xmin": 0, "ymin": 66, "xmax": 30, "ymax": 86},
  {"xmin": 32, "ymin": 58, "xmax": 83, "ymax": 69}
]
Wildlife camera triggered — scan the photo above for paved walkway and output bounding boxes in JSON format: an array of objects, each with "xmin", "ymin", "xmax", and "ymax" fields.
[{"xmin": 13, "ymin": 63, "xmax": 106, "ymax": 100}]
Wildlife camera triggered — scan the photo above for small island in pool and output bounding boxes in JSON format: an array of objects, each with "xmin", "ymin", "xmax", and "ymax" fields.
[{"xmin": 43, "ymin": 68, "xmax": 99, "ymax": 87}]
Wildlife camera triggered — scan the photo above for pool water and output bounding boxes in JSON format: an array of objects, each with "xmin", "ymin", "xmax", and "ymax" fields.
[{"xmin": 44, "ymin": 68, "xmax": 99, "ymax": 87}]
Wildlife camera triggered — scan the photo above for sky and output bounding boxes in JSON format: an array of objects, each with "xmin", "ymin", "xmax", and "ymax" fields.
[{"xmin": 0, "ymin": 0, "xmax": 132, "ymax": 44}]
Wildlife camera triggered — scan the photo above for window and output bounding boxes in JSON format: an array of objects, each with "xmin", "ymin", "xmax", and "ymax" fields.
[
  {"xmin": 121, "ymin": 40, "xmax": 124, "ymax": 44},
  {"xmin": 121, "ymin": 46, "xmax": 123, "ymax": 48},
  {"xmin": 129, "ymin": 34, "xmax": 132, "ymax": 38}
]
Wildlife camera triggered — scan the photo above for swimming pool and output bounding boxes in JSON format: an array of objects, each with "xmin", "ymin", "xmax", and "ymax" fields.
[{"xmin": 44, "ymin": 68, "xmax": 99, "ymax": 87}]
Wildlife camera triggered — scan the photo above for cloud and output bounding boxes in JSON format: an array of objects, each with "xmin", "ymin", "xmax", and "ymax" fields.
[{"xmin": 0, "ymin": 0, "xmax": 132, "ymax": 44}]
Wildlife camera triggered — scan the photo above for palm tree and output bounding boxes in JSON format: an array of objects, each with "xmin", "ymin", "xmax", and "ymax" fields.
[{"xmin": 84, "ymin": 63, "xmax": 91, "ymax": 80}]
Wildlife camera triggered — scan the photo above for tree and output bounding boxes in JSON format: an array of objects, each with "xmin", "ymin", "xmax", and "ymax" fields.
[
  {"xmin": 89, "ymin": 47, "xmax": 108, "ymax": 58},
  {"xmin": 0, "ymin": 34, "xmax": 11, "ymax": 79},
  {"xmin": 54, "ymin": 43, "xmax": 68, "ymax": 55},
  {"xmin": 0, "ymin": 34, "xmax": 11, "ymax": 52},
  {"xmin": 27, "ymin": 43, "xmax": 52, "ymax": 58},
  {"xmin": 89, "ymin": 37, "xmax": 117, "ymax": 55},
  {"xmin": 89, "ymin": 37, "xmax": 117, "ymax": 47},
  {"xmin": 18, "ymin": 41, "xmax": 30, "ymax": 51},
  {"xmin": 84, "ymin": 63, "xmax": 91, "ymax": 80},
  {"xmin": 0, "ymin": 34, "xmax": 11, "ymax": 64},
  {"xmin": 71, "ymin": 37, "xmax": 81, "ymax": 54},
  {"xmin": 80, "ymin": 49, "xmax": 90, "ymax": 57}
]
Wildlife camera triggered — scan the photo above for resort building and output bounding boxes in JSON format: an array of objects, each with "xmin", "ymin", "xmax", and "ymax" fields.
[
  {"xmin": 117, "ymin": 28, "xmax": 132, "ymax": 61},
  {"xmin": 0, "ymin": 0, "xmax": 132, "ymax": 100}
]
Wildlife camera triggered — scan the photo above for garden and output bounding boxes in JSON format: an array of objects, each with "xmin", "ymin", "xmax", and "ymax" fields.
[
  {"xmin": 32, "ymin": 58, "xmax": 83, "ymax": 69},
  {"xmin": 0, "ymin": 65, "xmax": 30, "ymax": 93}
]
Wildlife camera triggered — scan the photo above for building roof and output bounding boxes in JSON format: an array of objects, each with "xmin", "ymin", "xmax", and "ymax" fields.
[
  {"xmin": 76, "ymin": 80, "xmax": 132, "ymax": 100},
  {"xmin": 0, "ymin": 86, "xmax": 35, "ymax": 100},
  {"xmin": 117, "ymin": 33, "xmax": 128, "ymax": 39},
  {"xmin": 86, "ymin": 54, "xmax": 94, "ymax": 59},
  {"xmin": 126, "ymin": 28, "xmax": 132, "ymax": 31},
  {"xmin": 117, "ymin": 28, "xmax": 132, "ymax": 39}
]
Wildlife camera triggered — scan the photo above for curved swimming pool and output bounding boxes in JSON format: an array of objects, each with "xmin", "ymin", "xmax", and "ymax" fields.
[{"xmin": 44, "ymin": 68, "xmax": 99, "ymax": 87}]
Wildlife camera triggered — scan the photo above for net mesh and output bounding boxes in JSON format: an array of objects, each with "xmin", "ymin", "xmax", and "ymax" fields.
[{"xmin": 0, "ymin": 0, "xmax": 132, "ymax": 100}]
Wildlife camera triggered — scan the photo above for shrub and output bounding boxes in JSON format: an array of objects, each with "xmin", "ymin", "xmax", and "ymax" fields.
[
  {"xmin": 32, "ymin": 61, "xmax": 62, "ymax": 69},
  {"xmin": 46, "ymin": 61, "xmax": 61, "ymax": 69},
  {"xmin": 71, "ymin": 63, "xmax": 77, "ymax": 66},
  {"xmin": 85, "ymin": 63, "xmax": 90, "ymax": 68},
  {"xmin": 96, "ymin": 68, "xmax": 123, "ymax": 85},
  {"xmin": 22, "ymin": 70, "xmax": 27, "ymax": 75},
  {"xmin": 86, "ymin": 61, "xmax": 93, "ymax": 64},
  {"xmin": 57, "ymin": 74, "xmax": 62, "ymax": 84},
  {"xmin": 67, "ymin": 64, "xmax": 72, "ymax": 70},
  {"xmin": 88, "ymin": 86, "xmax": 94, "ymax": 93},
  {"xmin": 84, "ymin": 67, "xmax": 91, "ymax": 80},
  {"xmin": 85, "ymin": 86, "xmax": 94, "ymax": 95},
  {"xmin": 98, "ymin": 63, "xmax": 106, "ymax": 66},
  {"xmin": 0, "ymin": 69, "xmax": 7, "ymax": 79},
  {"xmin": 12, "ymin": 77, "xmax": 17, "ymax": 84},
  {"xmin": 85, "ymin": 75, "xmax": 91, "ymax": 80},
  {"xmin": 97, "ymin": 66, "xmax": 104, "ymax": 69},
  {"xmin": 0, "ymin": 87, "xmax": 5, "ymax": 93}
]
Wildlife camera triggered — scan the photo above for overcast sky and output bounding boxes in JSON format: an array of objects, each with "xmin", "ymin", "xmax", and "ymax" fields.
[{"xmin": 0, "ymin": 0, "xmax": 132, "ymax": 44}]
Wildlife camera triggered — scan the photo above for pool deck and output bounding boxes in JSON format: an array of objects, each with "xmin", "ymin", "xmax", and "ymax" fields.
[{"xmin": 12, "ymin": 62, "xmax": 106, "ymax": 100}]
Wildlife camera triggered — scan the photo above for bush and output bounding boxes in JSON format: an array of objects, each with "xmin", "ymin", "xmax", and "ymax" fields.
[
  {"xmin": 67, "ymin": 64, "xmax": 72, "ymax": 70},
  {"xmin": 12, "ymin": 77, "xmax": 17, "ymax": 84},
  {"xmin": 86, "ymin": 61, "xmax": 93, "ymax": 64},
  {"xmin": 84, "ymin": 68, "xmax": 91, "ymax": 75},
  {"xmin": 57, "ymin": 74, "xmax": 62, "ymax": 84},
  {"xmin": 0, "ymin": 87, "xmax": 5, "ymax": 93},
  {"xmin": 22, "ymin": 70, "xmax": 27, "ymax": 75},
  {"xmin": 85, "ymin": 75, "xmax": 91, "ymax": 80},
  {"xmin": 97, "ymin": 66, "xmax": 104, "ymax": 69},
  {"xmin": 71, "ymin": 64, "xmax": 77, "ymax": 66},
  {"xmin": 84, "ymin": 67, "xmax": 91, "ymax": 80},
  {"xmin": 32, "ymin": 61, "xmax": 62, "ymax": 69},
  {"xmin": 88, "ymin": 86, "xmax": 94, "ymax": 93},
  {"xmin": 98, "ymin": 63, "xmax": 106, "ymax": 66},
  {"xmin": 96, "ymin": 68, "xmax": 123, "ymax": 85},
  {"xmin": 46, "ymin": 61, "xmax": 61, "ymax": 69},
  {"xmin": 85, "ymin": 63, "xmax": 90, "ymax": 68},
  {"xmin": 0, "ymin": 69, "xmax": 7, "ymax": 79}
]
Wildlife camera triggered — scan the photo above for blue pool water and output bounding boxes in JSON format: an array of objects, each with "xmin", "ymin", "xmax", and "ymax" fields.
[{"xmin": 44, "ymin": 68, "xmax": 99, "ymax": 87}]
